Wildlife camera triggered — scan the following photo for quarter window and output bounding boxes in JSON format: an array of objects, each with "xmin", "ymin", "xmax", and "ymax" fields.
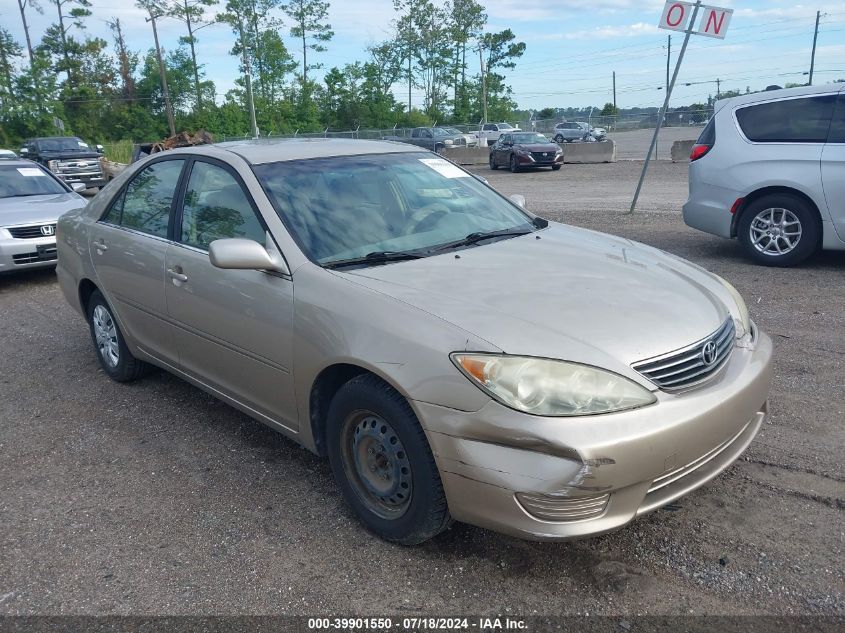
[
  {"xmin": 107, "ymin": 160, "xmax": 185, "ymax": 237},
  {"xmin": 829, "ymin": 95, "xmax": 845, "ymax": 143},
  {"xmin": 179, "ymin": 161, "xmax": 265, "ymax": 250},
  {"xmin": 735, "ymin": 95, "xmax": 835, "ymax": 143}
]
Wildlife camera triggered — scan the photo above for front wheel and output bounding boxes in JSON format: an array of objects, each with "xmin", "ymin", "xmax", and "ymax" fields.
[
  {"xmin": 552, "ymin": 164, "xmax": 561, "ymax": 171},
  {"xmin": 509, "ymin": 155, "xmax": 520, "ymax": 173},
  {"xmin": 737, "ymin": 194, "xmax": 820, "ymax": 267},
  {"xmin": 489, "ymin": 153, "xmax": 498, "ymax": 170},
  {"xmin": 326, "ymin": 374, "xmax": 452, "ymax": 545}
]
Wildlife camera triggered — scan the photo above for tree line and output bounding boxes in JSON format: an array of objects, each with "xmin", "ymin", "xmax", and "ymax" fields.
[{"xmin": 0, "ymin": 0, "xmax": 526, "ymax": 146}]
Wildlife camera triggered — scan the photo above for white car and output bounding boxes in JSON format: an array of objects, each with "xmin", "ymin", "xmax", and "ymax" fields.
[
  {"xmin": 475, "ymin": 122, "xmax": 521, "ymax": 143},
  {"xmin": 442, "ymin": 127, "xmax": 478, "ymax": 147}
]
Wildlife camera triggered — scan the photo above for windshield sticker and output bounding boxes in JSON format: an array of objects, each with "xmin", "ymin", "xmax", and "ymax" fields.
[
  {"xmin": 17, "ymin": 168, "xmax": 46, "ymax": 177},
  {"xmin": 418, "ymin": 158, "xmax": 469, "ymax": 179},
  {"xmin": 417, "ymin": 188, "xmax": 454, "ymax": 199}
]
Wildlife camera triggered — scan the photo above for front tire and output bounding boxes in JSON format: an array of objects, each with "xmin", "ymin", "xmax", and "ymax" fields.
[
  {"xmin": 489, "ymin": 153, "xmax": 498, "ymax": 170},
  {"xmin": 86, "ymin": 290, "xmax": 150, "ymax": 382},
  {"xmin": 737, "ymin": 194, "xmax": 820, "ymax": 267},
  {"xmin": 509, "ymin": 155, "xmax": 520, "ymax": 173},
  {"xmin": 326, "ymin": 374, "xmax": 451, "ymax": 545},
  {"xmin": 552, "ymin": 164, "xmax": 561, "ymax": 171}
]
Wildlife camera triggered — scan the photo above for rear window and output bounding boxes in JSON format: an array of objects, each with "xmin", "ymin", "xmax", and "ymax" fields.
[
  {"xmin": 697, "ymin": 118, "xmax": 716, "ymax": 145},
  {"xmin": 735, "ymin": 95, "xmax": 835, "ymax": 143}
]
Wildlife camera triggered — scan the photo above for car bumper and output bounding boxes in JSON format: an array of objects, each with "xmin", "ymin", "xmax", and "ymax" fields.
[
  {"xmin": 682, "ymin": 179, "xmax": 745, "ymax": 239},
  {"xmin": 514, "ymin": 154, "xmax": 564, "ymax": 167},
  {"xmin": 416, "ymin": 328, "xmax": 773, "ymax": 541},
  {"xmin": 55, "ymin": 172, "xmax": 107, "ymax": 188},
  {"xmin": 0, "ymin": 234, "xmax": 58, "ymax": 272}
]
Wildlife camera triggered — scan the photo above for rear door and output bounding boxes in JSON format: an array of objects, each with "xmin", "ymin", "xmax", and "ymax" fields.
[
  {"xmin": 821, "ymin": 92, "xmax": 845, "ymax": 242},
  {"xmin": 164, "ymin": 158, "xmax": 298, "ymax": 430},
  {"xmin": 89, "ymin": 158, "xmax": 186, "ymax": 365}
]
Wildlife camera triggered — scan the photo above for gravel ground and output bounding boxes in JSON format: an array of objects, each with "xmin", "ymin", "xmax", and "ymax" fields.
[{"xmin": 0, "ymin": 161, "xmax": 842, "ymax": 618}]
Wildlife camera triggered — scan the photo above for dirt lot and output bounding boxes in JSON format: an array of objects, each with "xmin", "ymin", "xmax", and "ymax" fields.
[{"xmin": 0, "ymin": 161, "xmax": 842, "ymax": 618}]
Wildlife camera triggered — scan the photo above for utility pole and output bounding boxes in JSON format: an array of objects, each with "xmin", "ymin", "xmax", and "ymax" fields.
[
  {"xmin": 716, "ymin": 77, "xmax": 721, "ymax": 99},
  {"xmin": 145, "ymin": 7, "xmax": 176, "ymax": 137},
  {"xmin": 809, "ymin": 10, "xmax": 821, "ymax": 85},
  {"xmin": 666, "ymin": 35, "xmax": 671, "ymax": 92},
  {"xmin": 235, "ymin": 18, "xmax": 259, "ymax": 139},
  {"xmin": 613, "ymin": 71, "xmax": 616, "ymax": 109},
  {"xmin": 479, "ymin": 43, "xmax": 488, "ymax": 124}
]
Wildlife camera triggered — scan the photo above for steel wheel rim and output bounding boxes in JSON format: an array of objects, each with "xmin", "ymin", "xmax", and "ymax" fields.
[
  {"xmin": 749, "ymin": 207, "xmax": 802, "ymax": 256},
  {"xmin": 340, "ymin": 410, "xmax": 412, "ymax": 519},
  {"xmin": 92, "ymin": 305, "xmax": 119, "ymax": 367}
]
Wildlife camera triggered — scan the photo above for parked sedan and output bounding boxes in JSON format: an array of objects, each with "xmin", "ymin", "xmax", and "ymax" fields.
[
  {"xmin": 489, "ymin": 132, "xmax": 563, "ymax": 172},
  {"xmin": 57, "ymin": 139, "xmax": 772, "ymax": 545},
  {"xmin": 0, "ymin": 159, "xmax": 86, "ymax": 272},
  {"xmin": 551, "ymin": 122, "xmax": 591, "ymax": 143}
]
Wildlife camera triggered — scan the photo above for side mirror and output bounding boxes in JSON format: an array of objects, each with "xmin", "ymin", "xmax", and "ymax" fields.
[
  {"xmin": 19, "ymin": 147, "xmax": 28, "ymax": 155},
  {"xmin": 208, "ymin": 236, "xmax": 290, "ymax": 275},
  {"xmin": 96, "ymin": 144, "xmax": 104, "ymax": 153},
  {"xmin": 509, "ymin": 194, "xmax": 526, "ymax": 209},
  {"xmin": 71, "ymin": 182, "xmax": 87, "ymax": 192}
]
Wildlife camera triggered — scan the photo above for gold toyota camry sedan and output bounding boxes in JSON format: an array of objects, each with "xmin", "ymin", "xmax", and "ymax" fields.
[{"xmin": 56, "ymin": 139, "xmax": 773, "ymax": 544}]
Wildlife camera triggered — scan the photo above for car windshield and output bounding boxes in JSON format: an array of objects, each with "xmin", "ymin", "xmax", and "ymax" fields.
[
  {"xmin": 498, "ymin": 123, "xmax": 514, "ymax": 130},
  {"xmin": 254, "ymin": 152, "xmax": 535, "ymax": 266},
  {"xmin": 36, "ymin": 137, "xmax": 90, "ymax": 152},
  {"xmin": 431, "ymin": 128, "xmax": 453, "ymax": 137},
  {"xmin": 0, "ymin": 165, "xmax": 67, "ymax": 198},
  {"xmin": 443, "ymin": 128, "xmax": 463, "ymax": 135},
  {"xmin": 512, "ymin": 133, "xmax": 550, "ymax": 144}
]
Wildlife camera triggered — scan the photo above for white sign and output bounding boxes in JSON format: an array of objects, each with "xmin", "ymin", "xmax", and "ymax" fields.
[
  {"xmin": 697, "ymin": 5, "xmax": 733, "ymax": 39},
  {"xmin": 658, "ymin": 1, "xmax": 733, "ymax": 38},
  {"xmin": 418, "ymin": 158, "xmax": 468, "ymax": 179},
  {"xmin": 659, "ymin": 1, "xmax": 694, "ymax": 32},
  {"xmin": 17, "ymin": 168, "xmax": 46, "ymax": 177}
]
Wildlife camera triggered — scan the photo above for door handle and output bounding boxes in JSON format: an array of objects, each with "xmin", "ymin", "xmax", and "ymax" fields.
[
  {"xmin": 95, "ymin": 239, "xmax": 108, "ymax": 252},
  {"xmin": 167, "ymin": 268, "xmax": 188, "ymax": 283}
]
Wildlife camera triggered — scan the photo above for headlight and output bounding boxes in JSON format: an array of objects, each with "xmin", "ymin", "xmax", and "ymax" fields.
[
  {"xmin": 715, "ymin": 276, "xmax": 750, "ymax": 337},
  {"xmin": 451, "ymin": 354, "xmax": 656, "ymax": 417},
  {"xmin": 47, "ymin": 160, "xmax": 58, "ymax": 171},
  {"xmin": 444, "ymin": 139, "xmax": 454, "ymax": 145}
]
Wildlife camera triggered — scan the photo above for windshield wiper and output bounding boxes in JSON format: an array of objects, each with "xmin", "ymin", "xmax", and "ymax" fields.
[
  {"xmin": 324, "ymin": 250, "xmax": 427, "ymax": 269},
  {"xmin": 434, "ymin": 227, "xmax": 534, "ymax": 252}
]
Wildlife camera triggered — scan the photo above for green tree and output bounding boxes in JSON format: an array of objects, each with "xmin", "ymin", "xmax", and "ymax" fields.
[
  {"xmin": 0, "ymin": 29, "xmax": 23, "ymax": 104},
  {"xmin": 168, "ymin": 0, "xmax": 218, "ymax": 109},
  {"xmin": 448, "ymin": 0, "xmax": 485, "ymax": 122},
  {"xmin": 282, "ymin": 0, "xmax": 333, "ymax": 99},
  {"xmin": 15, "ymin": 0, "xmax": 42, "ymax": 64},
  {"xmin": 45, "ymin": 0, "xmax": 92, "ymax": 87},
  {"xmin": 600, "ymin": 102, "xmax": 619, "ymax": 116}
]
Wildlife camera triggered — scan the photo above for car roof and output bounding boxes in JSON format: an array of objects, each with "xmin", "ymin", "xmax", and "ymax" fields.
[
  {"xmin": 716, "ymin": 82, "xmax": 844, "ymax": 110},
  {"xmin": 0, "ymin": 158, "xmax": 40, "ymax": 168},
  {"xmin": 212, "ymin": 138, "xmax": 423, "ymax": 165}
]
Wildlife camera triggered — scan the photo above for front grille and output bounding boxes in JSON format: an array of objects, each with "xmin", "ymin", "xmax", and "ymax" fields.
[
  {"xmin": 515, "ymin": 491, "xmax": 610, "ymax": 522},
  {"xmin": 12, "ymin": 248, "xmax": 57, "ymax": 264},
  {"xmin": 8, "ymin": 224, "xmax": 56, "ymax": 239},
  {"xmin": 531, "ymin": 151, "xmax": 556, "ymax": 162},
  {"xmin": 632, "ymin": 318, "xmax": 735, "ymax": 391}
]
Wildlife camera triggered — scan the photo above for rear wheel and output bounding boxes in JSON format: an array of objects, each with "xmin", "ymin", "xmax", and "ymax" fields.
[
  {"xmin": 554, "ymin": 134, "xmax": 564, "ymax": 143},
  {"xmin": 326, "ymin": 374, "xmax": 451, "ymax": 545},
  {"xmin": 737, "ymin": 194, "xmax": 820, "ymax": 267},
  {"xmin": 86, "ymin": 290, "xmax": 150, "ymax": 381}
]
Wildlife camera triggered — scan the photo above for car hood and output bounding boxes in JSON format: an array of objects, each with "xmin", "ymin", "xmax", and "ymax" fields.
[
  {"xmin": 515, "ymin": 143, "xmax": 559, "ymax": 151},
  {"xmin": 35, "ymin": 150, "xmax": 101, "ymax": 160},
  {"xmin": 0, "ymin": 193, "xmax": 86, "ymax": 227},
  {"xmin": 338, "ymin": 223, "xmax": 731, "ymax": 379}
]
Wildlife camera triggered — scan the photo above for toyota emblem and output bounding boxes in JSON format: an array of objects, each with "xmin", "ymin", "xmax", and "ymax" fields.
[
  {"xmin": 40, "ymin": 225, "xmax": 55, "ymax": 236},
  {"xmin": 700, "ymin": 340, "xmax": 718, "ymax": 366}
]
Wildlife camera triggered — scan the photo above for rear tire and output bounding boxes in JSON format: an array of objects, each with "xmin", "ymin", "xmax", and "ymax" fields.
[
  {"xmin": 86, "ymin": 290, "xmax": 151, "ymax": 382},
  {"xmin": 554, "ymin": 134, "xmax": 564, "ymax": 143},
  {"xmin": 737, "ymin": 194, "xmax": 820, "ymax": 267},
  {"xmin": 326, "ymin": 374, "xmax": 451, "ymax": 545}
]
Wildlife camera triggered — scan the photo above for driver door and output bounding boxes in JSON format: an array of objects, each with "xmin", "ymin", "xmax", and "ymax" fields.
[{"xmin": 164, "ymin": 158, "xmax": 298, "ymax": 430}]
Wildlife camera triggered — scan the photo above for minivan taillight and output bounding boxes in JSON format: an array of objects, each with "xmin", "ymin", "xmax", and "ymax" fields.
[{"xmin": 690, "ymin": 143, "xmax": 712, "ymax": 162}]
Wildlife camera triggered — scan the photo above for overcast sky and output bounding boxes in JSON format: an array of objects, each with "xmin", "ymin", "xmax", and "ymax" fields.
[{"xmin": 3, "ymin": 0, "xmax": 844, "ymax": 113}]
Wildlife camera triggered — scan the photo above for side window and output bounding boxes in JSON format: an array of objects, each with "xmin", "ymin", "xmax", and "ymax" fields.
[
  {"xmin": 483, "ymin": 124, "xmax": 494, "ymax": 131},
  {"xmin": 119, "ymin": 160, "xmax": 185, "ymax": 238},
  {"xmin": 422, "ymin": 129, "xmax": 432, "ymax": 138},
  {"xmin": 502, "ymin": 134, "xmax": 512, "ymax": 144},
  {"xmin": 411, "ymin": 129, "xmax": 420, "ymax": 138},
  {"xmin": 180, "ymin": 161, "xmax": 265, "ymax": 251},
  {"xmin": 735, "ymin": 95, "xmax": 836, "ymax": 143},
  {"xmin": 829, "ymin": 95, "xmax": 845, "ymax": 143}
]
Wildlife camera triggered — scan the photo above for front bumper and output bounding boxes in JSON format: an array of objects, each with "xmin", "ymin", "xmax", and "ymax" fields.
[
  {"xmin": 514, "ymin": 153, "xmax": 564, "ymax": 167},
  {"xmin": 0, "ymin": 233, "xmax": 58, "ymax": 272},
  {"xmin": 54, "ymin": 172, "xmax": 107, "ymax": 188},
  {"xmin": 417, "ymin": 330, "xmax": 773, "ymax": 540}
]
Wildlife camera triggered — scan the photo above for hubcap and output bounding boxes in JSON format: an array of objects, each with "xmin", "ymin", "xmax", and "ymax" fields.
[
  {"xmin": 749, "ymin": 207, "xmax": 802, "ymax": 256},
  {"xmin": 341, "ymin": 411, "xmax": 412, "ymax": 519},
  {"xmin": 92, "ymin": 304, "xmax": 119, "ymax": 367}
]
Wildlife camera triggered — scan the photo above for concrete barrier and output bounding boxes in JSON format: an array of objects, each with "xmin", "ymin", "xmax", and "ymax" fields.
[
  {"xmin": 561, "ymin": 140, "xmax": 616, "ymax": 164},
  {"xmin": 671, "ymin": 139, "xmax": 696, "ymax": 162},
  {"xmin": 441, "ymin": 146, "xmax": 489, "ymax": 166},
  {"xmin": 444, "ymin": 141, "xmax": 617, "ymax": 166}
]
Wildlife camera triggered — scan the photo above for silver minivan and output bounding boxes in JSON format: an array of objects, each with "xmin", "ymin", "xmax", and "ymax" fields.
[{"xmin": 683, "ymin": 84, "xmax": 845, "ymax": 266}]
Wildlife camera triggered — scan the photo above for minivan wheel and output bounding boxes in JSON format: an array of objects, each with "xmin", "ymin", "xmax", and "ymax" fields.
[
  {"xmin": 86, "ymin": 290, "xmax": 150, "ymax": 382},
  {"xmin": 326, "ymin": 374, "xmax": 451, "ymax": 545},
  {"xmin": 737, "ymin": 194, "xmax": 820, "ymax": 267}
]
